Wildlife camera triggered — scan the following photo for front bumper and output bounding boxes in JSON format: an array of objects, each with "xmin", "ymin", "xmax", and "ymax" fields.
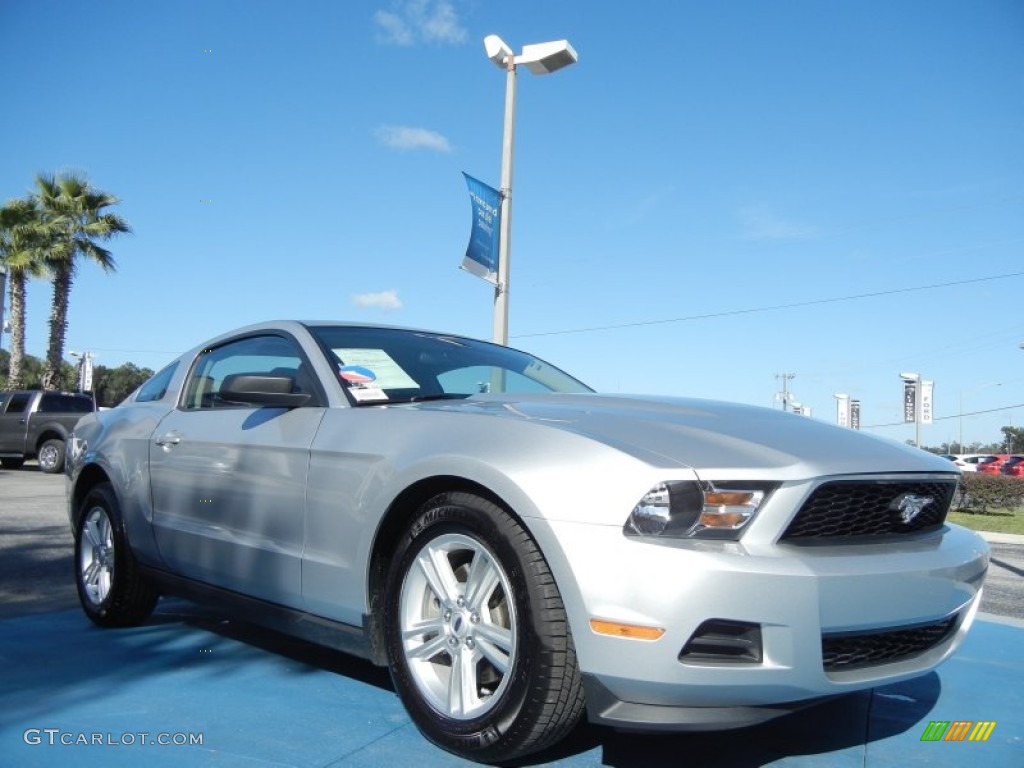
[{"xmin": 535, "ymin": 519, "xmax": 988, "ymax": 730}]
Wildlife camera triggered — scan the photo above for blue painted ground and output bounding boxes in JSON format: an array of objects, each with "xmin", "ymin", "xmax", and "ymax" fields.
[{"xmin": 0, "ymin": 601, "xmax": 1020, "ymax": 767}]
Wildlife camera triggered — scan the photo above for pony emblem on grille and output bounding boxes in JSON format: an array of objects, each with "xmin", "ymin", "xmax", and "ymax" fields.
[{"xmin": 890, "ymin": 493, "xmax": 935, "ymax": 524}]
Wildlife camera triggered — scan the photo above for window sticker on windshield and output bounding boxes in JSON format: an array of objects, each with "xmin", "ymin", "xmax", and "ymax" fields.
[
  {"xmin": 349, "ymin": 384, "xmax": 389, "ymax": 402},
  {"xmin": 333, "ymin": 349, "xmax": 419, "ymax": 389},
  {"xmin": 338, "ymin": 365, "xmax": 376, "ymax": 384},
  {"xmin": 337, "ymin": 364, "xmax": 389, "ymax": 401}
]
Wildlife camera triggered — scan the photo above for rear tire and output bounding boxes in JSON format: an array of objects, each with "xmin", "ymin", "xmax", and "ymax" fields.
[
  {"xmin": 384, "ymin": 491, "xmax": 585, "ymax": 763},
  {"xmin": 38, "ymin": 438, "xmax": 65, "ymax": 474},
  {"xmin": 74, "ymin": 483, "xmax": 158, "ymax": 627}
]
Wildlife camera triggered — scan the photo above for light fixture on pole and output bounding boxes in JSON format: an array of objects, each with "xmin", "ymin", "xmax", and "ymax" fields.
[{"xmin": 483, "ymin": 34, "xmax": 578, "ymax": 345}]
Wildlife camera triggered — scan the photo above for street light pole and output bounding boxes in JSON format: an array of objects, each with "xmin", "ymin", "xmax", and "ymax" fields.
[
  {"xmin": 484, "ymin": 35, "xmax": 578, "ymax": 346},
  {"xmin": 492, "ymin": 55, "xmax": 517, "ymax": 346}
]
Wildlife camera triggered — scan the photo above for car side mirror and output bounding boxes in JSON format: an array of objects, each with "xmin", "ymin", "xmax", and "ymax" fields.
[{"xmin": 219, "ymin": 373, "xmax": 311, "ymax": 408}]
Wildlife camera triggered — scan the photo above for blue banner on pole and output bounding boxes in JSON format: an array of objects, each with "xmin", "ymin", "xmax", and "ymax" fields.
[{"xmin": 460, "ymin": 172, "xmax": 501, "ymax": 285}]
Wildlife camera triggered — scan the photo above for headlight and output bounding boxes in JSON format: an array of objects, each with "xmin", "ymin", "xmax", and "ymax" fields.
[{"xmin": 624, "ymin": 481, "xmax": 774, "ymax": 540}]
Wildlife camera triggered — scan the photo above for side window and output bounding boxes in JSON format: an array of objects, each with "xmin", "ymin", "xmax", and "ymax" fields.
[
  {"xmin": 4, "ymin": 393, "xmax": 33, "ymax": 414},
  {"xmin": 136, "ymin": 362, "xmax": 179, "ymax": 403},
  {"xmin": 182, "ymin": 335, "xmax": 308, "ymax": 410}
]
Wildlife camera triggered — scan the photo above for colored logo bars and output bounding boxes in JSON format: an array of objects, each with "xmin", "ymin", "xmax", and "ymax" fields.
[{"xmin": 920, "ymin": 720, "xmax": 997, "ymax": 742}]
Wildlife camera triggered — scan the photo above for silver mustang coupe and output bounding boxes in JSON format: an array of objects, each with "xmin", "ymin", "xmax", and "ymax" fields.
[{"xmin": 67, "ymin": 321, "xmax": 988, "ymax": 762}]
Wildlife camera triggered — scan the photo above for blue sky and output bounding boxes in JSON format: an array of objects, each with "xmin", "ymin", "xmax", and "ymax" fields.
[{"xmin": 2, "ymin": 0, "xmax": 1023, "ymax": 447}]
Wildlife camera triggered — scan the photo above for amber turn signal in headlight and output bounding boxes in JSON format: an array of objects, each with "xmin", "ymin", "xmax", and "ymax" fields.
[
  {"xmin": 624, "ymin": 481, "xmax": 776, "ymax": 540},
  {"xmin": 699, "ymin": 490, "xmax": 764, "ymax": 529}
]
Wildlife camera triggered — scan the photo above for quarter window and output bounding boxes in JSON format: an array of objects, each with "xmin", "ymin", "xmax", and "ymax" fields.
[{"xmin": 136, "ymin": 362, "xmax": 180, "ymax": 403}]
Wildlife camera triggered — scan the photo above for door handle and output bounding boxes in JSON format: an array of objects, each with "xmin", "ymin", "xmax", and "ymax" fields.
[{"xmin": 155, "ymin": 432, "xmax": 181, "ymax": 447}]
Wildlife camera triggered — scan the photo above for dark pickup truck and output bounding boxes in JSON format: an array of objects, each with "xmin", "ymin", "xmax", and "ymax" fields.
[{"xmin": 0, "ymin": 390, "xmax": 96, "ymax": 473}]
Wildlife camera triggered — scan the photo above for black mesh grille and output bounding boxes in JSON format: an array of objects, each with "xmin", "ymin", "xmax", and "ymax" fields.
[
  {"xmin": 822, "ymin": 617, "xmax": 958, "ymax": 671},
  {"xmin": 782, "ymin": 480, "xmax": 956, "ymax": 540}
]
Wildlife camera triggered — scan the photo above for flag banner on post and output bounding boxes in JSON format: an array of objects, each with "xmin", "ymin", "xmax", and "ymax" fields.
[
  {"xmin": 460, "ymin": 173, "xmax": 501, "ymax": 285},
  {"xmin": 835, "ymin": 395, "xmax": 849, "ymax": 427},
  {"xmin": 921, "ymin": 381, "xmax": 934, "ymax": 425},
  {"xmin": 904, "ymin": 382, "xmax": 917, "ymax": 423},
  {"xmin": 850, "ymin": 400, "xmax": 861, "ymax": 430},
  {"xmin": 78, "ymin": 357, "xmax": 94, "ymax": 393}
]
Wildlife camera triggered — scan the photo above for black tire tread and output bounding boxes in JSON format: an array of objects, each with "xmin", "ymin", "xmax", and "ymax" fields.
[{"xmin": 489, "ymin": 500, "xmax": 586, "ymax": 759}]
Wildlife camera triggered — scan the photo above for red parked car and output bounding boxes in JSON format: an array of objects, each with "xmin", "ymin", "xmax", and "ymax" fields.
[
  {"xmin": 977, "ymin": 454, "xmax": 1010, "ymax": 475},
  {"xmin": 999, "ymin": 455, "xmax": 1024, "ymax": 477}
]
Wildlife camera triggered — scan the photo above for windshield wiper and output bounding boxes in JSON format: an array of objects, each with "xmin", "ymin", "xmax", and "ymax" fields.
[{"xmin": 394, "ymin": 393, "xmax": 471, "ymax": 404}]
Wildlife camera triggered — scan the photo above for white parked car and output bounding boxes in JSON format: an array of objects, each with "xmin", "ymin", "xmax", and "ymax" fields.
[{"xmin": 952, "ymin": 454, "xmax": 997, "ymax": 472}]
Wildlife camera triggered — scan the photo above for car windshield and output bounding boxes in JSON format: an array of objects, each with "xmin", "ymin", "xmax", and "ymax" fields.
[{"xmin": 307, "ymin": 325, "xmax": 593, "ymax": 405}]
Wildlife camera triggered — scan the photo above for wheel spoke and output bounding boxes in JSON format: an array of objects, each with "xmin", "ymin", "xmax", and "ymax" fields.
[
  {"xmin": 407, "ymin": 633, "xmax": 449, "ymax": 662},
  {"xmin": 402, "ymin": 616, "xmax": 447, "ymax": 662},
  {"xmin": 448, "ymin": 648, "xmax": 477, "ymax": 717},
  {"xmin": 403, "ymin": 616, "xmax": 445, "ymax": 640},
  {"xmin": 98, "ymin": 568, "xmax": 111, "ymax": 599},
  {"xmin": 98, "ymin": 515, "xmax": 112, "ymax": 547},
  {"xmin": 83, "ymin": 518, "xmax": 101, "ymax": 549},
  {"xmin": 84, "ymin": 560, "xmax": 101, "ymax": 588},
  {"xmin": 474, "ymin": 624, "xmax": 513, "ymax": 673},
  {"xmin": 464, "ymin": 551, "xmax": 500, "ymax": 613},
  {"xmin": 418, "ymin": 546, "xmax": 460, "ymax": 605}
]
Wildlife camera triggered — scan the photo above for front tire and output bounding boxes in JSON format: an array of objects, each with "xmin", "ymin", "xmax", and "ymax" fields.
[
  {"xmin": 37, "ymin": 438, "xmax": 65, "ymax": 474},
  {"xmin": 74, "ymin": 483, "xmax": 158, "ymax": 627},
  {"xmin": 384, "ymin": 492, "xmax": 584, "ymax": 763}
]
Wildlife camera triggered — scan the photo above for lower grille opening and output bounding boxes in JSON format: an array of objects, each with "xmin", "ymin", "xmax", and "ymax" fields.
[
  {"xmin": 822, "ymin": 616, "xmax": 958, "ymax": 671},
  {"xmin": 679, "ymin": 619, "xmax": 763, "ymax": 664}
]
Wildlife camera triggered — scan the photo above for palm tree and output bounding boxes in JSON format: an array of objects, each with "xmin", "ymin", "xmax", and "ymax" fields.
[
  {"xmin": 0, "ymin": 197, "xmax": 48, "ymax": 389},
  {"xmin": 34, "ymin": 173, "xmax": 130, "ymax": 391}
]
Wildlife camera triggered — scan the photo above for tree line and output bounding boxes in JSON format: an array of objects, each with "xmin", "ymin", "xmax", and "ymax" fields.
[
  {"xmin": 0, "ymin": 172, "xmax": 129, "ymax": 391},
  {"xmin": 923, "ymin": 426, "xmax": 1024, "ymax": 455},
  {"xmin": 0, "ymin": 348, "xmax": 153, "ymax": 408}
]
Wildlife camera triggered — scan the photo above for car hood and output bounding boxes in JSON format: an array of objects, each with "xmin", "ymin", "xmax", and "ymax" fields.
[{"xmin": 414, "ymin": 393, "xmax": 954, "ymax": 479}]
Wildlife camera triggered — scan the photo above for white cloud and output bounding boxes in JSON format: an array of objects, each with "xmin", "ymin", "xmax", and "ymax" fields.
[
  {"xmin": 375, "ymin": 125, "xmax": 453, "ymax": 153},
  {"xmin": 738, "ymin": 205, "xmax": 818, "ymax": 241},
  {"xmin": 352, "ymin": 290, "xmax": 402, "ymax": 310},
  {"xmin": 373, "ymin": 11, "xmax": 414, "ymax": 46},
  {"xmin": 374, "ymin": 1, "xmax": 467, "ymax": 46}
]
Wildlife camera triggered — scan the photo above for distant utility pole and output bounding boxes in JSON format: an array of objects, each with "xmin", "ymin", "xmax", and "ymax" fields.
[{"xmin": 775, "ymin": 373, "xmax": 796, "ymax": 412}]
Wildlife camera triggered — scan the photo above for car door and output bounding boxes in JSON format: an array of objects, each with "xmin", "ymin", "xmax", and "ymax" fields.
[
  {"xmin": 149, "ymin": 333, "xmax": 326, "ymax": 607},
  {"xmin": 0, "ymin": 392, "xmax": 33, "ymax": 453}
]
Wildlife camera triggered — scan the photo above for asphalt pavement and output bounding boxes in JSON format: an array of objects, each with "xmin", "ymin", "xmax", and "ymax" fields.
[{"xmin": 1, "ymin": 466, "xmax": 1022, "ymax": 766}]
